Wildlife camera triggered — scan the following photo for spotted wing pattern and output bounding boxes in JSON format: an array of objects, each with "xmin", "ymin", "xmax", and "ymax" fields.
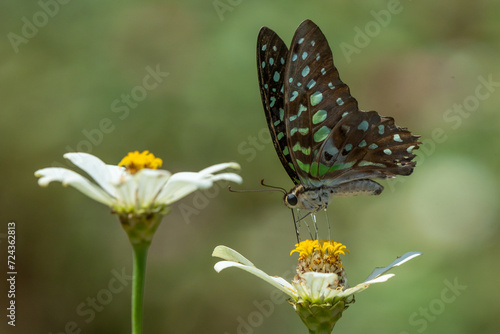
[
  {"xmin": 257, "ymin": 27, "xmax": 299, "ymax": 184},
  {"xmin": 258, "ymin": 20, "xmax": 420, "ymax": 191}
]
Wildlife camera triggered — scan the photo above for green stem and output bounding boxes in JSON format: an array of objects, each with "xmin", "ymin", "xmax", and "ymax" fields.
[
  {"xmin": 131, "ymin": 242, "xmax": 150, "ymax": 334},
  {"xmin": 118, "ymin": 212, "xmax": 163, "ymax": 334}
]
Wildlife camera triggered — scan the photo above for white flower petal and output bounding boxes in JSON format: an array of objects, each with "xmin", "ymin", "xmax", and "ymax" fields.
[
  {"xmin": 214, "ymin": 260, "xmax": 297, "ymax": 299},
  {"xmin": 199, "ymin": 162, "xmax": 240, "ymax": 175},
  {"xmin": 272, "ymin": 276, "xmax": 295, "ymax": 291},
  {"xmin": 113, "ymin": 174, "xmax": 137, "ymax": 210},
  {"xmin": 64, "ymin": 153, "xmax": 121, "ymax": 197},
  {"xmin": 156, "ymin": 172, "xmax": 240, "ymax": 205},
  {"xmin": 212, "ymin": 245, "xmax": 255, "ymax": 266},
  {"xmin": 105, "ymin": 165, "xmax": 127, "ymax": 184},
  {"xmin": 156, "ymin": 172, "xmax": 204, "ymax": 204},
  {"xmin": 35, "ymin": 168, "xmax": 115, "ymax": 206},
  {"xmin": 134, "ymin": 169, "xmax": 171, "ymax": 208},
  {"xmin": 338, "ymin": 274, "xmax": 395, "ymax": 298},
  {"xmin": 364, "ymin": 274, "xmax": 395, "ymax": 284},
  {"xmin": 200, "ymin": 173, "xmax": 243, "ymax": 187},
  {"xmin": 293, "ymin": 272, "xmax": 340, "ymax": 303},
  {"xmin": 363, "ymin": 252, "xmax": 422, "ymax": 282},
  {"xmin": 155, "ymin": 162, "xmax": 242, "ymax": 204}
]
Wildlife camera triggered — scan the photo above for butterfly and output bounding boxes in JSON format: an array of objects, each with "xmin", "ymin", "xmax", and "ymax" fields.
[{"xmin": 257, "ymin": 20, "xmax": 420, "ymax": 212}]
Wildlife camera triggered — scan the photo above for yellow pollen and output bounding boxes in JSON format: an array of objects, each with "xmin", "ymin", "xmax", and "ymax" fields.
[
  {"xmin": 291, "ymin": 239, "xmax": 349, "ymax": 261},
  {"xmin": 118, "ymin": 150, "xmax": 163, "ymax": 174}
]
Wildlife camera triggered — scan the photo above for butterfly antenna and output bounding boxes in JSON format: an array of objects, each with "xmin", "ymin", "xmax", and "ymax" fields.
[
  {"xmin": 260, "ymin": 179, "xmax": 287, "ymax": 194},
  {"xmin": 228, "ymin": 179, "xmax": 287, "ymax": 194}
]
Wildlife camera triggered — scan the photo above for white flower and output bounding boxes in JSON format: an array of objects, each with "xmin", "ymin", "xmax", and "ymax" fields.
[
  {"xmin": 213, "ymin": 245, "xmax": 421, "ymax": 304},
  {"xmin": 35, "ymin": 151, "xmax": 242, "ymax": 214}
]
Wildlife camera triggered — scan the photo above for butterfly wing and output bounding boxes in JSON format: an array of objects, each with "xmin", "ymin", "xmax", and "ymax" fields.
[
  {"xmin": 283, "ymin": 20, "xmax": 419, "ymax": 187},
  {"xmin": 257, "ymin": 26, "xmax": 300, "ymax": 184}
]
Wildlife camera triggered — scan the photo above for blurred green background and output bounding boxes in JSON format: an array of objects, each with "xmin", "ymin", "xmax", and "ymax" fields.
[{"xmin": 1, "ymin": 0, "xmax": 499, "ymax": 333}]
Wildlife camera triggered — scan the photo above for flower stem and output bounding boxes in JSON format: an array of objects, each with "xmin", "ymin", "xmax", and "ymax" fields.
[{"xmin": 131, "ymin": 242, "xmax": 150, "ymax": 334}]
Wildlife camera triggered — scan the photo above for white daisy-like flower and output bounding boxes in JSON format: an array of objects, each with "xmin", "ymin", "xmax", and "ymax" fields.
[
  {"xmin": 214, "ymin": 242, "xmax": 420, "ymax": 303},
  {"xmin": 213, "ymin": 241, "xmax": 421, "ymax": 333},
  {"xmin": 35, "ymin": 151, "xmax": 242, "ymax": 215}
]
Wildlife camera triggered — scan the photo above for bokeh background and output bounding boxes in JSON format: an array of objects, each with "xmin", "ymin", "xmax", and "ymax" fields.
[{"xmin": 1, "ymin": 0, "xmax": 499, "ymax": 333}]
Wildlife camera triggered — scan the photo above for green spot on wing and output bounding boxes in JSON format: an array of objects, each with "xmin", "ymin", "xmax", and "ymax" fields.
[
  {"xmin": 358, "ymin": 120, "xmax": 369, "ymax": 131},
  {"xmin": 292, "ymin": 142, "xmax": 311, "ymax": 155},
  {"xmin": 359, "ymin": 161, "xmax": 386, "ymax": 167},
  {"xmin": 310, "ymin": 92, "xmax": 323, "ymax": 106},
  {"xmin": 318, "ymin": 163, "xmax": 330, "ymax": 176},
  {"xmin": 310, "ymin": 162, "xmax": 319, "ymax": 177},
  {"xmin": 302, "ymin": 66, "xmax": 310, "ymax": 77},
  {"xmin": 296, "ymin": 159, "xmax": 310, "ymax": 173},
  {"xmin": 270, "ymin": 96, "xmax": 276, "ymax": 107},
  {"xmin": 312, "ymin": 110, "xmax": 327, "ymax": 124},
  {"xmin": 314, "ymin": 126, "xmax": 330, "ymax": 142},
  {"xmin": 330, "ymin": 161, "xmax": 355, "ymax": 171},
  {"xmin": 273, "ymin": 72, "xmax": 280, "ymax": 82},
  {"xmin": 378, "ymin": 125, "xmax": 385, "ymax": 135}
]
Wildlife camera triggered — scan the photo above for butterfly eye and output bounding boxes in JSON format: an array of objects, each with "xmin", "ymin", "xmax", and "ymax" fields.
[{"xmin": 286, "ymin": 194, "xmax": 298, "ymax": 207}]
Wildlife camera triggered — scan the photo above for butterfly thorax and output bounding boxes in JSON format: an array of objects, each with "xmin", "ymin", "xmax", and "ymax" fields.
[{"xmin": 284, "ymin": 179, "xmax": 384, "ymax": 211}]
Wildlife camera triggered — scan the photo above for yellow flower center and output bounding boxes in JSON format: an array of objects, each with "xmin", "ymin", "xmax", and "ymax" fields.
[
  {"xmin": 291, "ymin": 239, "xmax": 348, "ymax": 259},
  {"xmin": 291, "ymin": 239, "xmax": 349, "ymax": 274},
  {"xmin": 118, "ymin": 150, "xmax": 163, "ymax": 174}
]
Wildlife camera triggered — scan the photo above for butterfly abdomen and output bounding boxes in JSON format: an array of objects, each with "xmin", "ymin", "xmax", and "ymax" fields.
[
  {"xmin": 327, "ymin": 179, "xmax": 383, "ymax": 197},
  {"xmin": 285, "ymin": 179, "xmax": 383, "ymax": 210}
]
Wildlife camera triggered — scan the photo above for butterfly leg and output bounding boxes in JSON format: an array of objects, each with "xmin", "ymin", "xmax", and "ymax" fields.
[
  {"xmin": 294, "ymin": 210, "xmax": 316, "ymax": 240},
  {"xmin": 324, "ymin": 209, "xmax": 332, "ymax": 242},
  {"xmin": 311, "ymin": 213, "xmax": 319, "ymax": 240},
  {"xmin": 291, "ymin": 209, "xmax": 300, "ymax": 243}
]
